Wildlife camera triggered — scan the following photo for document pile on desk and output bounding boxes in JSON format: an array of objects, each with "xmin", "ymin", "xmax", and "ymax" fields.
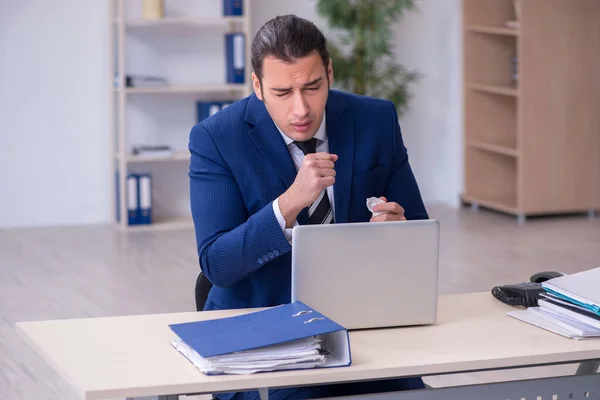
[
  {"xmin": 171, "ymin": 336, "xmax": 327, "ymax": 375},
  {"xmin": 169, "ymin": 302, "xmax": 351, "ymax": 375},
  {"xmin": 508, "ymin": 267, "xmax": 600, "ymax": 340}
]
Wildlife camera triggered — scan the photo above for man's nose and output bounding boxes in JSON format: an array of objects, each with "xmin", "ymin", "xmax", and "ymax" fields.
[{"xmin": 291, "ymin": 93, "xmax": 309, "ymax": 117}]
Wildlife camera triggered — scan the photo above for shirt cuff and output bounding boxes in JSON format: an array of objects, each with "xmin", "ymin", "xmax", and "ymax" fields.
[{"xmin": 273, "ymin": 197, "xmax": 297, "ymax": 243}]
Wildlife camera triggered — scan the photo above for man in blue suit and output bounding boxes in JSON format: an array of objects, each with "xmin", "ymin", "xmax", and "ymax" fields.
[{"xmin": 189, "ymin": 14, "xmax": 428, "ymax": 400}]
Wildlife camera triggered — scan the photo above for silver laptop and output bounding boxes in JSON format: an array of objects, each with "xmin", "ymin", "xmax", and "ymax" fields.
[{"xmin": 291, "ymin": 220, "xmax": 440, "ymax": 330}]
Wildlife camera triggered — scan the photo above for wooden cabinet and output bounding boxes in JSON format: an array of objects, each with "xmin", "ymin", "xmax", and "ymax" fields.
[{"xmin": 461, "ymin": 0, "xmax": 600, "ymax": 221}]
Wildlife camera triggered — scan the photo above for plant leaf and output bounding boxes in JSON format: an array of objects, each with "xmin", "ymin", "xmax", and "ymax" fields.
[{"xmin": 317, "ymin": 0, "xmax": 419, "ymax": 116}]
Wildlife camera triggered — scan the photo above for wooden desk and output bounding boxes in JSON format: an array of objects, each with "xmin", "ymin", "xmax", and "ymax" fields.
[{"xmin": 16, "ymin": 292, "xmax": 600, "ymax": 400}]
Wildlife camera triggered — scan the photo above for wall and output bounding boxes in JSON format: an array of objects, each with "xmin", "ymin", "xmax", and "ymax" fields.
[
  {"xmin": 392, "ymin": 0, "xmax": 463, "ymax": 206},
  {"xmin": 0, "ymin": 0, "xmax": 111, "ymax": 228}
]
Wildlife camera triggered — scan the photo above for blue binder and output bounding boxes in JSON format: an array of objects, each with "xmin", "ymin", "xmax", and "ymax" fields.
[
  {"xmin": 126, "ymin": 173, "xmax": 140, "ymax": 225},
  {"xmin": 137, "ymin": 173, "xmax": 152, "ymax": 225},
  {"xmin": 223, "ymin": 0, "xmax": 243, "ymax": 16},
  {"xmin": 197, "ymin": 101, "xmax": 236, "ymax": 122},
  {"xmin": 225, "ymin": 32, "xmax": 245, "ymax": 84},
  {"xmin": 196, "ymin": 101, "xmax": 224, "ymax": 122},
  {"xmin": 169, "ymin": 302, "xmax": 351, "ymax": 375}
]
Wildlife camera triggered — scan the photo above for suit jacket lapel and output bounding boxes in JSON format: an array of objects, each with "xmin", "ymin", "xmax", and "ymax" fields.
[
  {"xmin": 246, "ymin": 94, "xmax": 310, "ymax": 225},
  {"xmin": 248, "ymin": 119, "xmax": 297, "ymax": 188},
  {"xmin": 246, "ymin": 94, "xmax": 297, "ymax": 188},
  {"xmin": 326, "ymin": 92, "xmax": 354, "ymax": 224}
]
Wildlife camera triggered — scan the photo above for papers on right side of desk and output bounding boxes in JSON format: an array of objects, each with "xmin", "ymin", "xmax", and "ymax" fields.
[{"xmin": 508, "ymin": 267, "xmax": 600, "ymax": 340}]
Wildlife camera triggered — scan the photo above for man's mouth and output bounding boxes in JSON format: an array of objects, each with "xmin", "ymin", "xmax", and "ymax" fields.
[{"xmin": 291, "ymin": 121, "xmax": 311, "ymax": 132}]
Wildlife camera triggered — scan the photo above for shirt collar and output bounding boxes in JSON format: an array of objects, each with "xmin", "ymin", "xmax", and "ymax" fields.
[{"xmin": 275, "ymin": 113, "xmax": 327, "ymax": 146}]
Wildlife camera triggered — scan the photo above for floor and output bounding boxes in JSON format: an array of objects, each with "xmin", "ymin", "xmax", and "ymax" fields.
[{"xmin": 1, "ymin": 204, "xmax": 599, "ymax": 399}]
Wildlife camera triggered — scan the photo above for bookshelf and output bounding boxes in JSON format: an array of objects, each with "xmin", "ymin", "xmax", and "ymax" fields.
[
  {"xmin": 461, "ymin": 0, "xmax": 600, "ymax": 222},
  {"xmin": 110, "ymin": 0, "xmax": 252, "ymax": 231}
]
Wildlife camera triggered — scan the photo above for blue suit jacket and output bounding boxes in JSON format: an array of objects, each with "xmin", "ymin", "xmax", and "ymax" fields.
[{"xmin": 189, "ymin": 90, "xmax": 428, "ymax": 312}]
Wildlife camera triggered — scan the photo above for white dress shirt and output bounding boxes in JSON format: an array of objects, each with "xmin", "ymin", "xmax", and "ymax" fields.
[{"xmin": 272, "ymin": 114, "xmax": 335, "ymax": 242}]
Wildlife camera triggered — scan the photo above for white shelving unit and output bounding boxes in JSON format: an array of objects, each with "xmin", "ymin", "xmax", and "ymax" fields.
[{"xmin": 110, "ymin": 0, "xmax": 252, "ymax": 231}]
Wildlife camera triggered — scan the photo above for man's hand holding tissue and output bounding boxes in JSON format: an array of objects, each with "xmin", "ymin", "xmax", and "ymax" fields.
[
  {"xmin": 369, "ymin": 196, "xmax": 407, "ymax": 222},
  {"xmin": 278, "ymin": 153, "xmax": 338, "ymax": 228}
]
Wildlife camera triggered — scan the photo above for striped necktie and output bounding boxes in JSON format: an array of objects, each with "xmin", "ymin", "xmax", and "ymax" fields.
[{"xmin": 293, "ymin": 138, "xmax": 334, "ymax": 224}]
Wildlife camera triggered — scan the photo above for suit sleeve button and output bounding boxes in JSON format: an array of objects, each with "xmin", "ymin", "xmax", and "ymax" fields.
[
  {"xmin": 262, "ymin": 255, "xmax": 269, "ymax": 262},
  {"xmin": 257, "ymin": 258, "xmax": 264, "ymax": 265},
  {"xmin": 273, "ymin": 250, "xmax": 280, "ymax": 256},
  {"xmin": 268, "ymin": 252, "xmax": 274, "ymax": 259}
]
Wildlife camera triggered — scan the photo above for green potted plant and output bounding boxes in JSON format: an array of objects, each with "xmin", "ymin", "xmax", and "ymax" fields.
[{"xmin": 316, "ymin": 0, "xmax": 419, "ymax": 116}]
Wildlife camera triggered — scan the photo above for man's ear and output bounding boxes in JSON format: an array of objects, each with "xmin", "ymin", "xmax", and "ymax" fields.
[
  {"xmin": 327, "ymin": 58, "xmax": 334, "ymax": 87},
  {"xmin": 251, "ymin": 72, "xmax": 263, "ymax": 101}
]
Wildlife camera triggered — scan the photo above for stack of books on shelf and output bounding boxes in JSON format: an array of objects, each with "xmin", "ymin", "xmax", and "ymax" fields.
[
  {"xmin": 509, "ymin": 267, "xmax": 600, "ymax": 340},
  {"xmin": 113, "ymin": 74, "xmax": 168, "ymax": 89},
  {"xmin": 132, "ymin": 145, "xmax": 173, "ymax": 158}
]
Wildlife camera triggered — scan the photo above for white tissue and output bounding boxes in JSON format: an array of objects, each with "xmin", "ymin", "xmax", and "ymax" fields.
[{"xmin": 366, "ymin": 197, "xmax": 387, "ymax": 217}]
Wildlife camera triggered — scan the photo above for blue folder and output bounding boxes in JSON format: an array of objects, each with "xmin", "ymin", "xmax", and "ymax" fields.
[
  {"xmin": 544, "ymin": 288, "xmax": 600, "ymax": 315},
  {"xmin": 137, "ymin": 173, "xmax": 152, "ymax": 225},
  {"xmin": 126, "ymin": 173, "xmax": 140, "ymax": 225},
  {"xmin": 196, "ymin": 101, "xmax": 231, "ymax": 122},
  {"xmin": 169, "ymin": 302, "xmax": 351, "ymax": 375},
  {"xmin": 542, "ymin": 267, "xmax": 600, "ymax": 316},
  {"xmin": 225, "ymin": 32, "xmax": 245, "ymax": 84},
  {"xmin": 223, "ymin": 0, "xmax": 243, "ymax": 16}
]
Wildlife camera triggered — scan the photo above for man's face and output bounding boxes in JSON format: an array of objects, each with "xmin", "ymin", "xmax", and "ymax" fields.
[{"xmin": 252, "ymin": 51, "xmax": 333, "ymax": 142}]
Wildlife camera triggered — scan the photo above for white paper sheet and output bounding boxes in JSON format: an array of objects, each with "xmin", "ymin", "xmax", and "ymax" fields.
[
  {"xmin": 539, "ymin": 300, "xmax": 600, "ymax": 330},
  {"xmin": 529, "ymin": 307, "xmax": 600, "ymax": 338},
  {"xmin": 171, "ymin": 336, "xmax": 327, "ymax": 375},
  {"xmin": 507, "ymin": 310, "xmax": 588, "ymax": 340}
]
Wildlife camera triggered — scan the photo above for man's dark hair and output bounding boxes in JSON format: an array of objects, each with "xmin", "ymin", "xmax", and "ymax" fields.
[{"xmin": 251, "ymin": 15, "xmax": 330, "ymax": 82}]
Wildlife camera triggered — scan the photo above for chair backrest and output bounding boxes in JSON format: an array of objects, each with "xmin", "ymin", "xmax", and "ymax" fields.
[{"xmin": 194, "ymin": 272, "xmax": 213, "ymax": 311}]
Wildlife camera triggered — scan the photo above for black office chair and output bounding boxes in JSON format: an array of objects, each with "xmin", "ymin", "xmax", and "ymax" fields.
[{"xmin": 194, "ymin": 272, "xmax": 213, "ymax": 311}]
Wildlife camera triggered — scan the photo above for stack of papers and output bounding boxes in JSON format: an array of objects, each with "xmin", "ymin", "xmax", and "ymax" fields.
[
  {"xmin": 508, "ymin": 267, "xmax": 600, "ymax": 340},
  {"xmin": 172, "ymin": 336, "xmax": 327, "ymax": 375}
]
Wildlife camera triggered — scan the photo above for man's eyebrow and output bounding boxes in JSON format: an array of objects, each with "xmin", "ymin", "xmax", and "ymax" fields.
[
  {"xmin": 303, "ymin": 77, "xmax": 322, "ymax": 87},
  {"xmin": 271, "ymin": 86, "xmax": 292, "ymax": 93},
  {"xmin": 270, "ymin": 77, "xmax": 323, "ymax": 92}
]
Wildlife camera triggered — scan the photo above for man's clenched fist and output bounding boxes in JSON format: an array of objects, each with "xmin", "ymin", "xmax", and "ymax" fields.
[{"xmin": 278, "ymin": 153, "xmax": 338, "ymax": 227}]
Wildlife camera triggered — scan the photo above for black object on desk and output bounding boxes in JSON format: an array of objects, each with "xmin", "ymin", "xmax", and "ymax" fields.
[{"xmin": 492, "ymin": 270, "xmax": 565, "ymax": 307}]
